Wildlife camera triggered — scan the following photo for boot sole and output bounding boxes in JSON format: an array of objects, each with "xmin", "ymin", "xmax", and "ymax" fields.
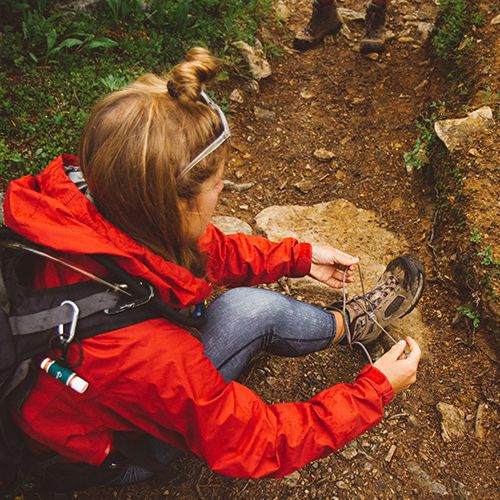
[
  {"xmin": 385, "ymin": 255, "xmax": 425, "ymax": 319},
  {"xmin": 293, "ymin": 23, "xmax": 342, "ymax": 51},
  {"xmin": 360, "ymin": 39, "xmax": 385, "ymax": 54}
]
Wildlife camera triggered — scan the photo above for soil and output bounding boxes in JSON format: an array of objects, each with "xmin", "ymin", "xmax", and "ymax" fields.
[{"xmin": 72, "ymin": 0, "xmax": 498, "ymax": 498}]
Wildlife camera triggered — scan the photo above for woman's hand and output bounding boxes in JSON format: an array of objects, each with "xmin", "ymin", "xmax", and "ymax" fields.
[
  {"xmin": 308, "ymin": 244, "xmax": 359, "ymax": 289},
  {"xmin": 373, "ymin": 337, "xmax": 421, "ymax": 394}
]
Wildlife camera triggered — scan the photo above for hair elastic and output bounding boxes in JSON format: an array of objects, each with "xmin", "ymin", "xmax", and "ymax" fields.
[{"xmin": 167, "ymin": 80, "xmax": 178, "ymax": 98}]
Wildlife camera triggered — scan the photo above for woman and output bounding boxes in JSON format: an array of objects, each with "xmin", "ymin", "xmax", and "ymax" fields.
[{"xmin": 3, "ymin": 47, "xmax": 423, "ymax": 491}]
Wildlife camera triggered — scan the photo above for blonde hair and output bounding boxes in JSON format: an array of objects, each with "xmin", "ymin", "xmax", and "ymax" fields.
[{"xmin": 79, "ymin": 47, "xmax": 229, "ymax": 276}]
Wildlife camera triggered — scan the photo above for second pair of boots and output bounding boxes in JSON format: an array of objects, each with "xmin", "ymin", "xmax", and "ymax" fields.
[{"xmin": 294, "ymin": 0, "xmax": 387, "ymax": 54}]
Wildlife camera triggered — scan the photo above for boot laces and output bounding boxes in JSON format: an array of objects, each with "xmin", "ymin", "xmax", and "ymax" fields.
[{"xmin": 342, "ymin": 264, "xmax": 398, "ymax": 364}]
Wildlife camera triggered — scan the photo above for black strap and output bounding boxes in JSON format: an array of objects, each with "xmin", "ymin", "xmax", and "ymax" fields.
[{"xmin": 92, "ymin": 254, "xmax": 205, "ymax": 329}]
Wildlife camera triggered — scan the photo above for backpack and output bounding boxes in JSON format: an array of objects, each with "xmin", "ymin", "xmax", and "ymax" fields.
[{"xmin": 0, "ymin": 225, "xmax": 204, "ymax": 493}]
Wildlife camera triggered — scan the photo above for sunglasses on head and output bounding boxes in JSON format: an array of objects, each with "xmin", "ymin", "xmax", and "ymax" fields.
[{"xmin": 176, "ymin": 91, "xmax": 231, "ymax": 181}]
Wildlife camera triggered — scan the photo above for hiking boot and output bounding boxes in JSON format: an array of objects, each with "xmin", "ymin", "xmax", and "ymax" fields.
[
  {"xmin": 293, "ymin": 0, "xmax": 342, "ymax": 51},
  {"xmin": 332, "ymin": 255, "xmax": 425, "ymax": 345},
  {"xmin": 360, "ymin": 1, "xmax": 387, "ymax": 54}
]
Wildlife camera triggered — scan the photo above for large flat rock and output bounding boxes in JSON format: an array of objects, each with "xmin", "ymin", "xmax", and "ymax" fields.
[{"xmin": 255, "ymin": 200, "xmax": 429, "ymax": 351}]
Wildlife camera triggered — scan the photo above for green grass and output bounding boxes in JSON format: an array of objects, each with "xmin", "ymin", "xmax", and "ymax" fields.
[{"xmin": 0, "ymin": 0, "xmax": 271, "ymax": 184}]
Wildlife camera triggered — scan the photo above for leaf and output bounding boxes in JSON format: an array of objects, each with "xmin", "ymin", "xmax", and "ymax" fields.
[
  {"xmin": 46, "ymin": 28, "xmax": 57, "ymax": 53},
  {"xmin": 56, "ymin": 38, "xmax": 85, "ymax": 50},
  {"xmin": 86, "ymin": 37, "xmax": 119, "ymax": 50}
]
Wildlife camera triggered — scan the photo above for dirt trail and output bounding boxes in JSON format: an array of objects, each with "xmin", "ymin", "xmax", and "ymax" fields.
[{"xmin": 81, "ymin": 1, "xmax": 498, "ymax": 498}]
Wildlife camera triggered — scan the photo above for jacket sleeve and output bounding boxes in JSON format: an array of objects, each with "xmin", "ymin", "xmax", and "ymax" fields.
[
  {"xmin": 198, "ymin": 224, "xmax": 312, "ymax": 287},
  {"xmin": 95, "ymin": 327, "xmax": 394, "ymax": 479}
]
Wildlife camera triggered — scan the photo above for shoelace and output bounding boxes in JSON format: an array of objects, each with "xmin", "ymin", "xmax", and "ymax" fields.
[{"xmin": 341, "ymin": 265, "xmax": 399, "ymax": 364}]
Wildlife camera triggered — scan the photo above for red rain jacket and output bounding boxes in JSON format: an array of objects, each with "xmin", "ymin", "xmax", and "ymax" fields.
[{"xmin": 3, "ymin": 155, "xmax": 394, "ymax": 478}]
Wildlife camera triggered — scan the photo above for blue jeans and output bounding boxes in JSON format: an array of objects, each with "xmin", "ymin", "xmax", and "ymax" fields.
[{"xmin": 111, "ymin": 287, "xmax": 337, "ymax": 485}]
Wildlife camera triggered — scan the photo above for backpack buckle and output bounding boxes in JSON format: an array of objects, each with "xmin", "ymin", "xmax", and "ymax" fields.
[
  {"xmin": 57, "ymin": 300, "xmax": 80, "ymax": 345},
  {"xmin": 104, "ymin": 281, "xmax": 155, "ymax": 315}
]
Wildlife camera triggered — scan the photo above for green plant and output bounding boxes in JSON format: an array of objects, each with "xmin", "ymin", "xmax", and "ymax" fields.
[
  {"xmin": 477, "ymin": 245, "xmax": 499, "ymax": 267},
  {"xmin": 470, "ymin": 229, "xmax": 482, "ymax": 244},
  {"xmin": 433, "ymin": 0, "xmax": 469, "ymax": 61},
  {"xmin": 457, "ymin": 306, "xmax": 480, "ymax": 329},
  {"xmin": 480, "ymin": 86, "xmax": 500, "ymax": 106},
  {"xmin": 105, "ymin": 0, "xmax": 143, "ymax": 24},
  {"xmin": 471, "ymin": 11, "xmax": 483, "ymax": 27},
  {"xmin": 404, "ymin": 138, "xmax": 428, "ymax": 172},
  {"xmin": 100, "ymin": 74, "xmax": 128, "ymax": 92},
  {"xmin": 403, "ymin": 105, "xmax": 440, "ymax": 173}
]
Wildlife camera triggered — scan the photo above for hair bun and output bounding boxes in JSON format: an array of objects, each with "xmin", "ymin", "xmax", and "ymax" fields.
[{"xmin": 168, "ymin": 47, "xmax": 221, "ymax": 102}]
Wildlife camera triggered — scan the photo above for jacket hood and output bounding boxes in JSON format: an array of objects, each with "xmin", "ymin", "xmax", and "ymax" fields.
[{"xmin": 3, "ymin": 154, "xmax": 212, "ymax": 308}]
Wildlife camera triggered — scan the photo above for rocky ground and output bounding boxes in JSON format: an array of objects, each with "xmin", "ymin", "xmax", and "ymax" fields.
[{"xmin": 9, "ymin": 0, "xmax": 498, "ymax": 498}]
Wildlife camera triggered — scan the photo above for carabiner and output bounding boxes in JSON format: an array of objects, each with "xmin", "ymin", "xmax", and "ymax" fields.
[{"xmin": 58, "ymin": 300, "xmax": 80, "ymax": 345}]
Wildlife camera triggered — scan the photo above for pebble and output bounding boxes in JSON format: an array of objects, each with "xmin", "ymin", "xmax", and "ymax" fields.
[
  {"xmin": 223, "ymin": 180, "xmax": 255, "ymax": 192},
  {"xmin": 398, "ymin": 36, "xmax": 415, "ymax": 42},
  {"xmin": 233, "ymin": 39, "xmax": 271, "ymax": 80},
  {"xmin": 365, "ymin": 53, "xmax": 380, "ymax": 61},
  {"xmin": 385, "ymin": 444, "xmax": 397, "ymax": 462},
  {"xmin": 475, "ymin": 402, "xmax": 488, "ymax": 440},
  {"xmin": 336, "ymin": 480, "xmax": 349, "ymax": 490},
  {"xmin": 282, "ymin": 470, "xmax": 301, "ymax": 487},
  {"xmin": 340, "ymin": 447, "xmax": 358, "ymax": 460},
  {"xmin": 491, "ymin": 13, "xmax": 500, "ymax": 25},
  {"xmin": 254, "ymin": 106, "xmax": 276, "ymax": 121},
  {"xmin": 229, "ymin": 88, "xmax": 244, "ymax": 103},
  {"xmin": 437, "ymin": 402, "xmax": 466, "ymax": 442},
  {"xmin": 451, "ymin": 479, "xmax": 470, "ymax": 499},
  {"xmin": 408, "ymin": 462, "xmax": 448, "ymax": 495},
  {"xmin": 300, "ymin": 90, "xmax": 315, "ymax": 99},
  {"xmin": 313, "ymin": 148, "xmax": 335, "ymax": 161},
  {"xmin": 294, "ymin": 180, "xmax": 315, "ymax": 193},
  {"xmin": 363, "ymin": 462, "xmax": 373, "ymax": 472},
  {"xmin": 239, "ymin": 204, "xmax": 249, "ymax": 210}
]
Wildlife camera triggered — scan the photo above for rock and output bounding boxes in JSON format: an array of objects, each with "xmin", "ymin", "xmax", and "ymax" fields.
[
  {"xmin": 434, "ymin": 106, "xmax": 495, "ymax": 151},
  {"xmin": 340, "ymin": 447, "xmax": 358, "ymax": 460},
  {"xmin": 282, "ymin": 470, "xmax": 301, "ymax": 487},
  {"xmin": 416, "ymin": 22, "xmax": 434, "ymax": 43},
  {"xmin": 211, "ymin": 216, "xmax": 253, "ymax": 235},
  {"xmin": 338, "ymin": 7, "xmax": 365, "ymax": 23},
  {"xmin": 246, "ymin": 80, "xmax": 260, "ymax": 93},
  {"xmin": 414, "ymin": 79, "xmax": 428, "ymax": 92},
  {"xmin": 408, "ymin": 462, "xmax": 448, "ymax": 495},
  {"xmin": 365, "ymin": 53, "xmax": 379, "ymax": 61},
  {"xmin": 300, "ymin": 90, "xmax": 315, "ymax": 99},
  {"xmin": 385, "ymin": 444, "xmax": 396, "ymax": 462},
  {"xmin": 491, "ymin": 13, "xmax": 500, "ymax": 25},
  {"xmin": 294, "ymin": 180, "xmax": 315, "ymax": 194},
  {"xmin": 233, "ymin": 39, "xmax": 271, "ymax": 80},
  {"xmin": 254, "ymin": 200, "xmax": 430, "ymax": 352},
  {"xmin": 275, "ymin": 0, "xmax": 290, "ymax": 21},
  {"xmin": 254, "ymin": 106, "xmax": 276, "ymax": 121},
  {"xmin": 437, "ymin": 402, "xmax": 466, "ymax": 442},
  {"xmin": 229, "ymin": 89, "xmax": 244, "ymax": 103},
  {"xmin": 474, "ymin": 403, "xmax": 488, "ymax": 440},
  {"xmin": 336, "ymin": 480, "xmax": 349, "ymax": 490},
  {"xmin": 451, "ymin": 479, "xmax": 470, "ymax": 499},
  {"xmin": 341, "ymin": 24, "xmax": 354, "ymax": 41},
  {"xmin": 223, "ymin": 180, "xmax": 255, "ymax": 192},
  {"xmin": 385, "ymin": 30, "xmax": 396, "ymax": 41},
  {"xmin": 313, "ymin": 148, "xmax": 335, "ymax": 161}
]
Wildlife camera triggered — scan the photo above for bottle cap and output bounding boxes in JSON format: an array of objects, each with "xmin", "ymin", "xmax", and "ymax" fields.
[
  {"xmin": 40, "ymin": 358, "xmax": 52, "ymax": 370},
  {"xmin": 70, "ymin": 376, "xmax": 89, "ymax": 394}
]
